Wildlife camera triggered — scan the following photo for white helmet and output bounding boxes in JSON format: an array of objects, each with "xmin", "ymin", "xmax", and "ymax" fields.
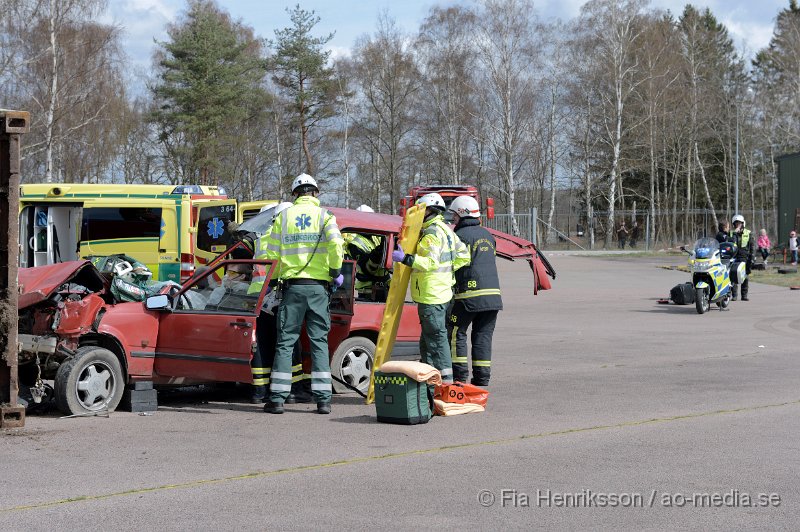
[
  {"xmin": 291, "ymin": 173, "xmax": 318, "ymax": 193},
  {"xmin": 356, "ymin": 204, "xmax": 374, "ymax": 213},
  {"xmin": 448, "ymin": 195, "xmax": 480, "ymax": 218},
  {"xmin": 732, "ymin": 214, "xmax": 745, "ymax": 227},
  {"xmin": 415, "ymin": 193, "xmax": 446, "ymax": 211}
]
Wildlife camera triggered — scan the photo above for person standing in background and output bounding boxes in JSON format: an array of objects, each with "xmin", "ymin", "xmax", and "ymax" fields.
[{"xmin": 757, "ymin": 229, "xmax": 771, "ymax": 266}]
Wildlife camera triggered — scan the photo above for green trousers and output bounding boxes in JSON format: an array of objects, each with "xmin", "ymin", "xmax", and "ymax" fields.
[
  {"xmin": 418, "ymin": 302, "xmax": 454, "ymax": 383},
  {"xmin": 269, "ymin": 284, "xmax": 332, "ymax": 404}
]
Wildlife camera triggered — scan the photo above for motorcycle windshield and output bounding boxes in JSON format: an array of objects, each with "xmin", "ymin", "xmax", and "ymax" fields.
[{"xmin": 693, "ymin": 237, "xmax": 719, "ymax": 259}]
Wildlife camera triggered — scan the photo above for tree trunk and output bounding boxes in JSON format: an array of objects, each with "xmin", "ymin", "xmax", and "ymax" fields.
[
  {"xmin": 545, "ymin": 87, "xmax": 557, "ymax": 244},
  {"xmin": 694, "ymin": 142, "xmax": 718, "ymax": 229},
  {"xmin": 273, "ymin": 112, "xmax": 284, "ymax": 200},
  {"xmin": 604, "ymin": 76, "xmax": 624, "ymax": 249},
  {"xmin": 45, "ymin": 0, "xmax": 58, "ymax": 183}
]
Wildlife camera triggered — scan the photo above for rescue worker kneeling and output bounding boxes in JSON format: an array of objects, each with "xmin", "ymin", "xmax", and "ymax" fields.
[
  {"xmin": 391, "ymin": 193, "xmax": 470, "ymax": 384},
  {"xmin": 259, "ymin": 174, "xmax": 344, "ymax": 415}
]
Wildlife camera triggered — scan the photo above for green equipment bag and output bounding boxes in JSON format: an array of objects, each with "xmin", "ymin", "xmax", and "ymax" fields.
[{"xmin": 374, "ymin": 371, "xmax": 432, "ymax": 425}]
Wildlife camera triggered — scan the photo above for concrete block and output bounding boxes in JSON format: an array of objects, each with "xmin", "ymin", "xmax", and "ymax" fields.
[{"xmin": 128, "ymin": 381, "xmax": 154, "ymax": 391}]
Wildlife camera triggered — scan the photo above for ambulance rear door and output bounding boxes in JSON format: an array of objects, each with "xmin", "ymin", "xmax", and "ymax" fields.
[{"xmin": 193, "ymin": 200, "xmax": 237, "ymax": 267}]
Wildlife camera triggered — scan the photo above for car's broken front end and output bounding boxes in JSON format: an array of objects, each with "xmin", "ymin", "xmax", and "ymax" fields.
[{"xmin": 17, "ymin": 261, "xmax": 114, "ymax": 404}]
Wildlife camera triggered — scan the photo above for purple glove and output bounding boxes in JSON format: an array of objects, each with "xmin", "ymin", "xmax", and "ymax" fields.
[
  {"xmin": 333, "ymin": 274, "xmax": 344, "ymax": 289},
  {"xmin": 392, "ymin": 246, "xmax": 406, "ymax": 263}
]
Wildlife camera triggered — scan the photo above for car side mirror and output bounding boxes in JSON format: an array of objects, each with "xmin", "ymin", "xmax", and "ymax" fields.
[{"xmin": 145, "ymin": 294, "xmax": 171, "ymax": 311}]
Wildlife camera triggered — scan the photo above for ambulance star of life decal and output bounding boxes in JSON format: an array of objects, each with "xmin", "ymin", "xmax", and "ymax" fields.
[
  {"xmin": 295, "ymin": 214, "xmax": 312, "ymax": 229},
  {"xmin": 207, "ymin": 217, "xmax": 224, "ymax": 239}
]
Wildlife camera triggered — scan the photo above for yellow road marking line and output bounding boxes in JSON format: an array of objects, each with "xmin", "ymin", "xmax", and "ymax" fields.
[{"xmin": 3, "ymin": 398, "xmax": 799, "ymax": 514}]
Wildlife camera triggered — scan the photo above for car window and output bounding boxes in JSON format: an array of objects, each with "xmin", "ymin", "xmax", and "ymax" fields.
[
  {"xmin": 330, "ymin": 261, "xmax": 355, "ymax": 315},
  {"xmin": 81, "ymin": 207, "xmax": 162, "ymax": 241},
  {"xmin": 175, "ymin": 260, "xmax": 268, "ymax": 315}
]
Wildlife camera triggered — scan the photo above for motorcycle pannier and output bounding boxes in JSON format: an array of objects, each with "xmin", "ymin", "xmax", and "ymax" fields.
[{"xmin": 670, "ymin": 282, "xmax": 696, "ymax": 305}]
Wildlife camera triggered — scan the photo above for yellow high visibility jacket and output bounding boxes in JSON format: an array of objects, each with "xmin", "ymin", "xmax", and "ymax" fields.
[
  {"xmin": 345, "ymin": 233, "xmax": 389, "ymax": 291},
  {"xmin": 408, "ymin": 214, "xmax": 470, "ymax": 304},
  {"xmin": 251, "ymin": 196, "xmax": 343, "ymax": 290}
]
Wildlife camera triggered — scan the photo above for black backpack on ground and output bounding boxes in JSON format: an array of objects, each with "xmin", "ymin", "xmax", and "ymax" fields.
[{"xmin": 670, "ymin": 282, "xmax": 695, "ymax": 305}]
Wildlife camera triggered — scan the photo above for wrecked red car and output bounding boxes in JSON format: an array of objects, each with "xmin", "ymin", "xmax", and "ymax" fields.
[{"xmin": 17, "ymin": 208, "xmax": 554, "ymax": 416}]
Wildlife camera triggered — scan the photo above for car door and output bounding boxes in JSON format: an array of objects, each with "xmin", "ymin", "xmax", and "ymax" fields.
[
  {"xmin": 328, "ymin": 260, "xmax": 356, "ymax": 351},
  {"xmin": 153, "ymin": 259, "xmax": 275, "ymax": 383}
]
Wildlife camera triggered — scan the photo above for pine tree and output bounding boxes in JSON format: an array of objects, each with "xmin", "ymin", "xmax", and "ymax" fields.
[
  {"xmin": 151, "ymin": 0, "xmax": 266, "ymax": 185},
  {"xmin": 271, "ymin": 4, "xmax": 336, "ymax": 176}
]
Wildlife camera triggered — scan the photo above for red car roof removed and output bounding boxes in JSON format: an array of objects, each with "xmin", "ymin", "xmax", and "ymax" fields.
[{"xmin": 330, "ymin": 206, "xmax": 550, "ymax": 274}]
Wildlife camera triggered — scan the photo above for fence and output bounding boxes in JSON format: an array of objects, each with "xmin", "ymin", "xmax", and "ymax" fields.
[{"xmin": 483, "ymin": 208, "xmax": 538, "ymax": 244}]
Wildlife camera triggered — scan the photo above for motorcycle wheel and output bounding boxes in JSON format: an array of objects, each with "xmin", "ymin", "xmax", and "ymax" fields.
[
  {"xmin": 718, "ymin": 293, "xmax": 731, "ymax": 310},
  {"xmin": 695, "ymin": 287, "xmax": 709, "ymax": 314}
]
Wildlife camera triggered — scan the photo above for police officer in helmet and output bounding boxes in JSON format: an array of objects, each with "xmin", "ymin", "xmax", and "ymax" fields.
[
  {"xmin": 447, "ymin": 196, "xmax": 502, "ymax": 386},
  {"xmin": 391, "ymin": 193, "xmax": 470, "ymax": 383},
  {"xmin": 731, "ymin": 214, "xmax": 753, "ymax": 301},
  {"xmin": 259, "ymin": 174, "xmax": 344, "ymax": 414}
]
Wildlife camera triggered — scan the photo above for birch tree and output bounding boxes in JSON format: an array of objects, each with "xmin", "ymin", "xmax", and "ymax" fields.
[
  {"xmin": 577, "ymin": 0, "xmax": 647, "ymax": 247},
  {"xmin": 473, "ymin": 0, "xmax": 539, "ymax": 236}
]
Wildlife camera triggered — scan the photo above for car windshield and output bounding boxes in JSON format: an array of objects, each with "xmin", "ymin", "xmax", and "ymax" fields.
[
  {"xmin": 237, "ymin": 205, "xmax": 278, "ymax": 237},
  {"xmin": 693, "ymin": 237, "xmax": 719, "ymax": 259}
]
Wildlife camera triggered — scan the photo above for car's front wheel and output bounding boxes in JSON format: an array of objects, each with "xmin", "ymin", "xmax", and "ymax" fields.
[
  {"xmin": 55, "ymin": 346, "xmax": 125, "ymax": 415},
  {"xmin": 331, "ymin": 336, "xmax": 375, "ymax": 394}
]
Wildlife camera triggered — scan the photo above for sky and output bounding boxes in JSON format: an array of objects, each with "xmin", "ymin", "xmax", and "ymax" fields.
[{"xmin": 104, "ymin": 0, "xmax": 789, "ymax": 80}]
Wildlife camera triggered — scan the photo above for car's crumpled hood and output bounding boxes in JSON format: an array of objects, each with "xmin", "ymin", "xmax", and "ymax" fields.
[{"xmin": 18, "ymin": 260, "xmax": 108, "ymax": 309}]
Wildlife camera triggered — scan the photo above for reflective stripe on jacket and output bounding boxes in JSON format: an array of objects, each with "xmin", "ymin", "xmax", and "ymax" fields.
[
  {"xmin": 255, "ymin": 196, "xmax": 344, "ymax": 283},
  {"xmin": 409, "ymin": 214, "xmax": 470, "ymax": 304}
]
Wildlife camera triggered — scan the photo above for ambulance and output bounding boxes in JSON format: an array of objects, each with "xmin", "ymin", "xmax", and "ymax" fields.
[{"xmin": 18, "ymin": 183, "xmax": 273, "ymax": 283}]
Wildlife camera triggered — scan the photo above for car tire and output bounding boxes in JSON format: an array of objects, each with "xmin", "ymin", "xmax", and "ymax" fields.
[
  {"xmin": 55, "ymin": 346, "xmax": 125, "ymax": 415},
  {"xmin": 331, "ymin": 336, "xmax": 375, "ymax": 394}
]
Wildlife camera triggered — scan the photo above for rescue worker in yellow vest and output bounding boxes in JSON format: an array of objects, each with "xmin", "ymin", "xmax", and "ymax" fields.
[
  {"xmin": 344, "ymin": 205, "xmax": 390, "ymax": 301},
  {"xmin": 247, "ymin": 202, "xmax": 310, "ymax": 404},
  {"xmin": 731, "ymin": 213, "xmax": 753, "ymax": 301},
  {"xmin": 391, "ymin": 193, "xmax": 470, "ymax": 383},
  {"xmin": 259, "ymin": 174, "xmax": 344, "ymax": 414},
  {"xmin": 446, "ymin": 196, "xmax": 502, "ymax": 386}
]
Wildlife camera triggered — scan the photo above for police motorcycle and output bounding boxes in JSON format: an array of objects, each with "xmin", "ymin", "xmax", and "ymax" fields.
[{"xmin": 680, "ymin": 237, "xmax": 735, "ymax": 314}]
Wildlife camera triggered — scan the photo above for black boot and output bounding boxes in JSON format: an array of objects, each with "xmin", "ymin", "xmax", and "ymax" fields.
[
  {"xmin": 286, "ymin": 388, "xmax": 313, "ymax": 404},
  {"xmin": 263, "ymin": 402, "xmax": 284, "ymax": 414},
  {"xmin": 317, "ymin": 402, "xmax": 331, "ymax": 415}
]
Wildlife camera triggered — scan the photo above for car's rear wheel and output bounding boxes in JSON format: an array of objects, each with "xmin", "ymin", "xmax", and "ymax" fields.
[
  {"xmin": 55, "ymin": 346, "xmax": 125, "ymax": 415},
  {"xmin": 331, "ymin": 336, "xmax": 375, "ymax": 394}
]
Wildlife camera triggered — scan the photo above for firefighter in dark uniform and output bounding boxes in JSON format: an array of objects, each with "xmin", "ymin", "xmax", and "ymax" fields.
[
  {"xmin": 446, "ymin": 196, "xmax": 502, "ymax": 387},
  {"xmin": 731, "ymin": 214, "xmax": 753, "ymax": 301}
]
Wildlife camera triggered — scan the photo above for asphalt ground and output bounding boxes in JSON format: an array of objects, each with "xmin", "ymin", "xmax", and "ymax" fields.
[{"xmin": 2, "ymin": 253, "xmax": 799, "ymax": 530}]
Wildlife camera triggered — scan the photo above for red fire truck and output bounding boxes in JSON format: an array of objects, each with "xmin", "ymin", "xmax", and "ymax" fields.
[{"xmin": 399, "ymin": 184, "xmax": 495, "ymax": 222}]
